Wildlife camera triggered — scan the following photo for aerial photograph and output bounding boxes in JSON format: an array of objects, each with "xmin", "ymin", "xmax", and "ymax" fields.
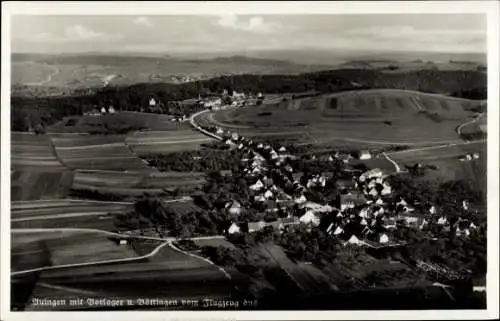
[{"xmin": 8, "ymin": 9, "xmax": 490, "ymax": 312}]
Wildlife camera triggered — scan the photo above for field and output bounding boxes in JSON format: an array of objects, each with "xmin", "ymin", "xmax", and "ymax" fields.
[
  {"xmin": 47, "ymin": 112, "xmax": 188, "ymax": 134},
  {"xmin": 11, "ymin": 230, "xmax": 138, "ymax": 273},
  {"xmin": 205, "ymin": 89, "xmax": 483, "ymax": 146},
  {"xmin": 11, "ymin": 133, "xmax": 73, "ymax": 201},
  {"xmin": 192, "ymin": 238, "xmax": 237, "ymax": 250},
  {"xmin": 258, "ymin": 244, "xmax": 336, "ymax": 294},
  {"xmin": 71, "ymin": 170, "xmax": 205, "ymax": 198},
  {"xmin": 51, "ymin": 134, "xmax": 152, "ymax": 172},
  {"xmin": 126, "ymin": 130, "xmax": 214, "ymax": 155},
  {"xmin": 16, "ymin": 244, "xmax": 239, "ymax": 310},
  {"xmin": 11, "ymin": 133, "xmax": 65, "ymax": 170},
  {"xmin": 11, "ymin": 200, "xmax": 132, "ymax": 230}
]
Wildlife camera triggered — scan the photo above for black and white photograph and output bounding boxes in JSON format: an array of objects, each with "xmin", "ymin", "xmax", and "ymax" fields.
[{"xmin": 1, "ymin": 1, "xmax": 499, "ymax": 320}]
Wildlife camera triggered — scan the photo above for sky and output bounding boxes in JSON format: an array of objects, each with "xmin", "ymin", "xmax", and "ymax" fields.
[{"xmin": 11, "ymin": 14, "xmax": 487, "ymax": 55}]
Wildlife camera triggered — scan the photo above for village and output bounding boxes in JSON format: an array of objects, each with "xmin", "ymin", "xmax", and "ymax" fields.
[{"xmin": 193, "ymin": 104, "xmax": 480, "ymax": 249}]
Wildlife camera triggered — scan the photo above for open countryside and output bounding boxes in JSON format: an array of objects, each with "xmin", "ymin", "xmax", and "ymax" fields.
[{"xmin": 9, "ymin": 12, "xmax": 490, "ymax": 312}]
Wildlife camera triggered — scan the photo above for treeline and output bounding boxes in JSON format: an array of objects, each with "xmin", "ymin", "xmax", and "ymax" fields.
[{"xmin": 143, "ymin": 148, "xmax": 243, "ymax": 173}]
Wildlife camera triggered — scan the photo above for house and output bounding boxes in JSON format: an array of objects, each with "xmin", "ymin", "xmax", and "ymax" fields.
[
  {"xmin": 270, "ymin": 151, "xmax": 279, "ymax": 159},
  {"xmin": 264, "ymin": 189, "xmax": 274, "ymax": 199},
  {"xmin": 119, "ymin": 239, "xmax": 128, "ymax": 245},
  {"xmin": 359, "ymin": 150, "xmax": 372, "ymax": 160},
  {"xmin": 248, "ymin": 221, "xmax": 266, "ymax": 233},
  {"xmin": 227, "ymin": 201, "xmax": 242, "ymax": 215},
  {"xmin": 379, "ymin": 233, "xmax": 389, "ymax": 244},
  {"xmin": 375, "ymin": 198, "xmax": 384, "ymax": 206},
  {"xmin": 344, "ymin": 235, "xmax": 364, "ymax": 246},
  {"xmin": 396, "ymin": 198, "xmax": 408, "ymax": 207},
  {"xmin": 338, "ymin": 193, "xmax": 367, "ymax": 211},
  {"xmin": 359, "ymin": 208, "xmax": 369, "ymax": 218},
  {"xmin": 254, "ymin": 194, "xmax": 266, "ymax": 202},
  {"xmin": 333, "ymin": 226, "xmax": 343, "ymax": 235},
  {"xmin": 472, "ymin": 152, "xmax": 480, "ymax": 159},
  {"xmin": 381, "ymin": 184, "xmax": 392, "ymax": 196},
  {"xmin": 359, "ymin": 168, "xmax": 383, "ymax": 182},
  {"xmin": 428, "ymin": 205, "xmax": 437, "ymax": 215},
  {"xmin": 149, "ymin": 98, "xmax": 157, "ymax": 107},
  {"xmin": 279, "ymin": 146, "xmax": 287, "ymax": 153},
  {"xmin": 300, "ymin": 202, "xmax": 333, "ymax": 213},
  {"xmin": 462, "ymin": 200, "xmax": 469, "ymax": 211},
  {"xmin": 216, "ymin": 127, "xmax": 224, "ymax": 135},
  {"xmin": 257, "ymin": 143, "xmax": 264, "ymax": 149},
  {"xmin": 108, "ymin": 106, "xmax": 116, "ymax": 114},
  {"xmin": 437, "ymin": 216, "xmax": 447, "ymax": 225},
  {"xmin": 228, "ymin": 222, "xmax": 240, "ymax": 234},
  {"xmin": 100, "ymin": 107, "xmax": 107, "ymax": 114},
  {"xmin": 360, "ymin": 218, "xmax": 368, "ymax": 226},
  {"xmin": 231, "ymin": 133, "xmax": 239, "ymax": 141},
  {"xmin": 299, "ymin": 211, "xmax": 320, "ymax": 226},
  {"xmin": 250, "ymin": 179, "xmax": 264, "ymax": 191},
  {"xmin": 368, "ymin": 188, "xmax": 378, "ymax": 197},
  {"xmin": 335, "ymin": 179, "xmax": 356, "ymax": 191},
  {"xmin": 265, "ymin": 200, "xmax": 279, "ymax": 213},
  {"xmin": 294, "ymin": 194, "xmax": 307, "ymax": 204}
]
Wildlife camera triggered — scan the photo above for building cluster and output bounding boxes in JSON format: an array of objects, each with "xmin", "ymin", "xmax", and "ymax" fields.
[
  {"xmin": 199, "ymin": 111, "xmax": 480, "ymax": 248},
  {"xmin": 84, "ymin": 105, "xmax": 116, "ymax": 116}
]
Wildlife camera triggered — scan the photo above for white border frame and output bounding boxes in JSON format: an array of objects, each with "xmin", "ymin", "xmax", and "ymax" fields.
[{"xmin": 1, "ymin": 1, "xmax": 499, "ymax": 320}]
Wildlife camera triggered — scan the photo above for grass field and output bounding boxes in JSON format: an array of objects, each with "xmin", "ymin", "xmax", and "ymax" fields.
[
  {"xmin": 11, "ymin": 133, "xmax": 65, "ymax": 170},
  {"xmin": 206, "ymin": 89, "xmax": 483, "ymax": 146},
  {"xmin": 11, "ymin": 200, "xmax": 132, "ymax": 230},
  {"xmin": 11, "ymin": 230, "xmax": 138, "ymax": 272},
  {"xmin": 19, "ymin": 244, "xmax": 238, "ymax": 309},
  {"xmin": 47, "ymin": 112, "xmax": 188, "ymax": 134},
  {"xmin": 11, "ymin": 133, "xmax": 72, "ymax": 201},
  {"xmin": 126, "ymin": 130, "xmax": 214, "ymax": 155},
  {"xmin": 258, "ymin": 243, "xmax": 335, "ymax": 294},
  {"xmin": 71, "ymin": 170, "xmax": 205, "ymax": 198},
  {"xmin": 51, "ymin": 134, "xmax": 152, "ymax": 172}
]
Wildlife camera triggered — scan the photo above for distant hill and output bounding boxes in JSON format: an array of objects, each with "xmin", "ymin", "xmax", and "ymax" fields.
[{"xmin": 185, "ymin": 55, "xmax": 297, "ymax": 67}]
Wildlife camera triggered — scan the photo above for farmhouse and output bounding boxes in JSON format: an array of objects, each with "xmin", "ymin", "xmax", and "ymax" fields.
[
  {"xmin": 299, "ymin": 211, "xmax": 320, "ymax": 226},
  {"xmin": 227, "ymin": 201, "xmax": 242, "ymax": 215},
  {"xmin": 228, "ymin": 222, "xmax": 241, "ymax": 234},
  {"xmin": 250, "ymin": 179, "xmax": 264, "ymax": 191},
  {"xmin": 338, "ymin": 193, "xmax": 367, "ymax": 211},
  {"xmin": 149, "ymin": 98, "xmax": 157, "ymax": 107},
  {"xmin": 359, "ymin": 168, "xmax": 383, "ymax": 182},
  {"xmin": 359, "ymin": 150, "xmax": 372, "ymax": 160}
]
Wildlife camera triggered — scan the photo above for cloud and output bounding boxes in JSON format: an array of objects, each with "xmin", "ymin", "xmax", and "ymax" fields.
[
  {"xmin": 31, "ymin": 25, "xmax": 122, "ymax": 43},
  {"xmin": 132, "ymin": 16, "xmax": 153, "ymax": 28},
  {"xmin": 216, "ymin": 15, "xmax": 280, "ymax": 33}
]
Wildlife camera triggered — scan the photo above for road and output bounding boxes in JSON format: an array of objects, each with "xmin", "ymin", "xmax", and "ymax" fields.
[
  {"xmin": 457, "ymin": 113, "xmax": 484, "ymax": 141},
  {"xmin": 12, "ymin": 227, "xmax": 228, "ymax": 276}
]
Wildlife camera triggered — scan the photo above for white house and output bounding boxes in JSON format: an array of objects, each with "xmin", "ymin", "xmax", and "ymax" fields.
[
  {"xmin": 149, "ymin": 98, "xmax": 157, "ymax": 107},
  {"xmin": 470, "ymin": 222, "xmax": 477, "ymax": 229},
  {"xmin": 279, "ymin": 146, "xmax": 287, "ymax": 153},
  {"xmin": 379, "ymin": 233, "xmax": 389, "ymax": 244},
  {"xmin": 299, "ymin": 211, "xmax": 320, "ymax": 226},
  {"xmin": 216, "ymin": 127, "xmax": 224, "ymax": 135},
  {"xmin": 328, "ymin": 155, "xmax": 334, "ymax": 162},
  {"xmin": 472, "ymin": 153, "xmax": 480, "ymax": 159},
  {"xmin": 437, "ymin": 216, "xmax": 447, "ymax": 225},
  {"xmin": 254, "ymin": 194, "xmax": 266, "ymax": 202},
  {"xmin": 360, "ymin": 218, "xmax": 368, "ymax": 226},
  {"xmin": 359, "ymin": 208, "xmax": 369, "ymax": 218},
  {"xmin": 375, "ymin": 198, "xmax": 384, "ymax": 205},
  {"xmin": 250, "ymin": 179, "xmax": 264, "ymax": 191},
  {"xmin": 257, "ymin": 143, "xmax": 264, "ymax": 149},
  {"xmin": 381, "ymin": 185, "xmax": 392, "ymax": 196},
  {"xmin": 108, "ymin": 106, "xmax": 116, "ymax": 114},
  {"xmin": 294, "ymin": 194, "xmax": 307, "ymax": 204},
  {"xmin": 462, "ymin": 200, "xmax": 469, "ymax": 211},
  {"xmin": 359, "ymin": 150, "xmax": 372, "ymax": 160},
  {"xmin": 228, "ymin": 201, "xmax": 242, "ymax": 215},
  {"xmin": 228, "ymin": 223, "xmax": 240, "ymax": 234},
  {"xmin": 264, "ymin": 189, "xmax": 274, "ymax": 199},
  {"xmin": 345, "ymin": 235, "xmax": 364, "ymax": 246},
  {"xmin": 368, "ymin": 188, "xmax": 378, "ymax": 197},
  {"xmin": 333, "ymin": 226, "xmax": 343, "ymax": 235},
  {"xmin": 119, "ymin": 239, "xmax": 128, "ymax": 245},
  {"xmin": 270, "ymin": 151, "xmax": 279, "ymax": 160},
  {"xmin": 396, "ymin": 198, "xmax": 408, "ymax": 207},
  {"xmin": 428, "ymin": 205, "xmax": 437, "ymax": 215},
  {"xmin": 231, "ymin": 133, "xmax": 239, "ymax": 141},
  {"xmin": 100, "ymin": 107, "xmax": 107, "ymax": 114},
  {"xmin": 359, "ymin": 168, "xmax": 383, "ymax": 182}
]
